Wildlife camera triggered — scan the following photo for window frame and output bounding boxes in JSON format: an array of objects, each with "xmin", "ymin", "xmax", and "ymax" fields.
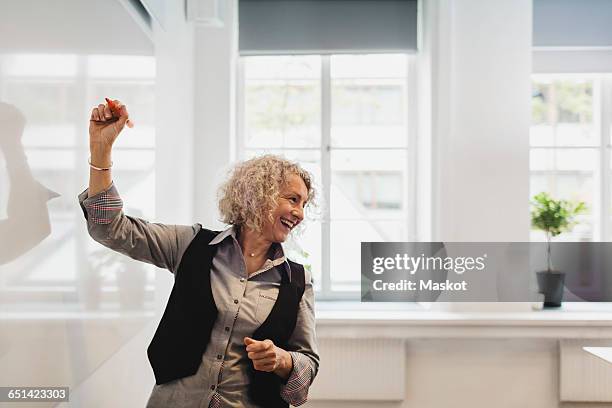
[
  {"xmin": 529, "ymin": 74, "xmax": 612, "ymax": 242},
  {"xmin": 236, "ymin": 54, "xmax": 418, "ymax": 300}
]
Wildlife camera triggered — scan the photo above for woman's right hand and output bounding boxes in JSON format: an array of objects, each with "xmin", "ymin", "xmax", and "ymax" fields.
[{"xmin": 88, "ymin": 99, "xmax": 132, "ymax": 151}]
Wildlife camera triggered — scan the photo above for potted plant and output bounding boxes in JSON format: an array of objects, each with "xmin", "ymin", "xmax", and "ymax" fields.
[{"xmin": 530, "ymin": 192, "xmax": 586, "ymax": 307}]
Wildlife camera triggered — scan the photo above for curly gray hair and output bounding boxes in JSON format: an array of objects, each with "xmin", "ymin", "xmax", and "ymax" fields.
[{"xmin": 217, "ymin": 155, "xmax": 316, "ymax": 233}]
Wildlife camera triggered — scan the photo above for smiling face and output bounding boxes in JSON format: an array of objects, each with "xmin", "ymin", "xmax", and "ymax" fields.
[{"xmin": 261, "ymin": 173, "xmax": 309, "ymax": 243}]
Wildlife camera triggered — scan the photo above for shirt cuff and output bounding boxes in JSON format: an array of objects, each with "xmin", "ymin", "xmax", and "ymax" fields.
[
  {"xmin": 78, "ymin": 183, "xmax": 123, "ymax": 225},
  {"xmin": 279, "ymin": 351, "xmax": 313, "ymax": 407}
]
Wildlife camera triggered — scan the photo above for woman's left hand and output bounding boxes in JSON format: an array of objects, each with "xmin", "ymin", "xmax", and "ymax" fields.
[{"xmin": 244, "ymin": 337, "xmax": 292, "ymax": 378}]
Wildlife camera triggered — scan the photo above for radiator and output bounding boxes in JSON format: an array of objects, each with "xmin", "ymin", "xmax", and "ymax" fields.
[
  {"xmin": 560, "ymin": 339, "xmax": 612, "ymax": 402},
  {"xmin": 309, "ymin": 338, "xmax": 405, "ymax": 401}
]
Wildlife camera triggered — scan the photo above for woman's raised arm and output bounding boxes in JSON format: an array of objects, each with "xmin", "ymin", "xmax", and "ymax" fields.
[
  {"xmin": 81, "ymin": 99, "xmax": 197, "ymax": 274},
  {"xmin": 88, "ymin": 98, "xmax": 133, "ymax": 195}
]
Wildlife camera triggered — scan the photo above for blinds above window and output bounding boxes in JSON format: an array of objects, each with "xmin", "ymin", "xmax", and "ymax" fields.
[
  {"xmin": 534, "ymin": 0, "xmax": 612, "ymax": 47},
  {"xmin": 238, "ymin": 0, "xmax": 418, "ymax": 55}
]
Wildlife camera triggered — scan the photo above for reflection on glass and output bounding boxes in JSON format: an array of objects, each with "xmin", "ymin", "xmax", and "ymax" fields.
[
  {"xmin": 4, "ymin": 82, "xmax": 78, "ymax": 125},
  {"xmin": 0, "ymin": 46, "xmax": 156, "ymax": 398},
  {"xmin": 0, "ymin": 54, "xmax": 156, "ymax": 315},
  {"xmin": 2, "ymin": 54, "xmax": 78, "ymax": 77},
  {"xmin": 0, "ymin": 102, "xmax": 58, "ymax": 265}
]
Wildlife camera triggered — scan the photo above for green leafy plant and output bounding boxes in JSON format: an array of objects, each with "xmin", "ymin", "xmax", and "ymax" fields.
[{"xmin": 530, "ymin": 192, "xmax": 586, "ymax": 272}]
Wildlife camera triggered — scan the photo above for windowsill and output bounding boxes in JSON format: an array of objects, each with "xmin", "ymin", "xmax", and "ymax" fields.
[{"xmin": 314, "ymin": 302, "xmax": 612, "ymax": 339}]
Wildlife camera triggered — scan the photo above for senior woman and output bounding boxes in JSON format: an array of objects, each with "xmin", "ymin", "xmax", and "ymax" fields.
[{"xmin": 78, "ymin": 99, "xmax": 319, "ymax": 407}]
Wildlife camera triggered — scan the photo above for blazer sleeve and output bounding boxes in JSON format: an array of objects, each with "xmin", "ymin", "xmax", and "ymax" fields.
[
  {"xmin": 78, "ymin": 183, "xmax": 200, "ymax": 274},
  {"xmin": 279, "ymin": 266, "xmax": 319, "ymax": 406}
]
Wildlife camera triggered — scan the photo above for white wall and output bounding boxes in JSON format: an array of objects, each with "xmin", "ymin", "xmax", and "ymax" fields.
[
  {"xmin": 191, "ymin": 0, "xmax": 238, "ymax": 229},
  {"xmin": 431, "ymin": 0, "xmax": 531, "ymax": 242},
  {"xmin": 0, "ymin": 0, "xmax": 153, "ymax": 54}
]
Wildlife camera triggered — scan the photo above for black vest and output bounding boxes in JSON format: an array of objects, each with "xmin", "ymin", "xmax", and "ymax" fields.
[{"xmin": 147, "ymin": 228, "xmax": 306, "ymax": 408}]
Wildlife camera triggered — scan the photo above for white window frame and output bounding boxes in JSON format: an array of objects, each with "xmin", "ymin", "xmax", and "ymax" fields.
[
  {"xmin": 236, "ymin": 54, "xmax": 418, "ymax": 300},
  {"xmin": 530, "ymin": 74, "xmax": 612, "ymax": 242}
]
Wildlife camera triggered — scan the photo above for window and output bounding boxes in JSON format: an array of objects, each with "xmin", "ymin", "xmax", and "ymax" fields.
[
  {"xmin": 238, "ymin": 54, "xmax": 415, "ymax": 299},
  {"xmin": 0, "ymin": 54, "xmax": 155, "ymax": 313},
  {"xmin": 530, "ymin": 75, "xmax": 612, "ymax": 242}
]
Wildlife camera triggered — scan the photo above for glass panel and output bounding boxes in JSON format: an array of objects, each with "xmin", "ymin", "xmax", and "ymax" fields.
[
  {"xmin": 244, "ymin": 56, "xmax": 321, "ymax": 80},
  {"xmin": 284, "ymin": 221, "xmax": 322, "ymax": 292},
  {"xmin": 331, "ymin": 54, "xmax": 407, "ymax": 148},
  {"xmin": 244, "ymin": 79, "xmax": 320, "ymax": 148},
  {"xmin": 0, "ymin": 54, "xmax": 156, "ymax": 313},
  {"xmin": 331, "ymin": 54, "xmax": 407, "ymax": 79},
  {"xmin": 88, "ymin": 55, "xmax": 156, "ymax": 79},
  {"xmin": 530, "ymin": 174, "xmax": 595, "ymax": 241},
  {"xmin": 330, "ymin": 219, "xmax": 407, "ymax": 292},
  {"xmin": 4, "ymin": 80, "xmax": 79, "ymax": 125},
  {"xmin": 331, "ymin": 149, "xmax": 407, "ymax": 220},
  {"xmin": 530, "ymin": 148, "xmax": 598, "ymax": 171},
  {"xmin": 531, "ymin": 79, "xmax": 597, "ymax": 146},
  {"xmin": 2, "ymin": 54, "xmax": 78, "ymax": 77},
  {"xmin": 331, "ymin": 79, "xmax": 407, "ymax": 148},
  {"xmin": 22, "ymin": 125, "xmax": 77, "ymax": 148},
  {"xmin": 90, "ymin": 82, "xmax": 156, "ymax": 128}
]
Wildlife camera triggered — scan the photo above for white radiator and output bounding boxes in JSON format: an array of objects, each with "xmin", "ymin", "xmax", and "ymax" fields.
[
  {"xmin": 560, "ymin": 339, "xmax": 612, "ymax": 402},
  {"xmin": 308, "ymin": 338, "xmax": 405, "ymax": 401}
]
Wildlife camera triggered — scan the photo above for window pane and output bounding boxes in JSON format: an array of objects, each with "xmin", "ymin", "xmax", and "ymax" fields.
[
  {"xmin": 331, "ymin": 54, "xmax": 407, "ymax": 148},
  {"xmin": 284, "ymin": 221, "xmax": 322, "ymax": 291},
  {"xmin": 2, "ymin": 54, "xmax": 78, "ymax": 77},
  {"xmin": 241, "ymin": 54, "xmax": 413, "ymax": 297},
  {"xmin": 330, "ymin": 219, "xmax": 407, "ymax": 292},
  {"xmin": 530, "ymin": 174, "xmax": 595, "ymax": 241},
  {"xmin": 331, "ymin": 79, "xmax": 407, "ymax": 148},
  {"xmin": 331, "ymin": 149, "xmax": 407, "ymax": 220},
  {"xmin": 530, "ymin": 148, "xmax": 598, "ymax": 171},
  {"xmin": 90, "ymin": 82, "xmax": 155, "ymax": 128},
  {"xmin": 88, "ymin": 55, "xmax": 155, "ymax": 79},
  {"xmin": 0, "ymin": 53, "xmax": 156, "ymax": 314},
  {"xmin": 331, "ymin": 54, "xmax": 407, "ymax": 78},
  {"xmin": 4, "ymin": 81, "xmax": 79, "ymax": 125},
  {"xmin": 531, "ymin": 79, "xmax": 596, "ymax": 146},
  {"xmin": 22, "ymin": 125, "xmax": 77, "ymax": 148},
  {"xmin": 243, "ymin": 149, "xmax": 322, "ymax": 289},
  {"xmin": 244, "ymin": 56, "xmax": 321, "ymax": 80},
  {"xmin": 244, "ymin": 79, "xmax": 320, "ymax": 148}
]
